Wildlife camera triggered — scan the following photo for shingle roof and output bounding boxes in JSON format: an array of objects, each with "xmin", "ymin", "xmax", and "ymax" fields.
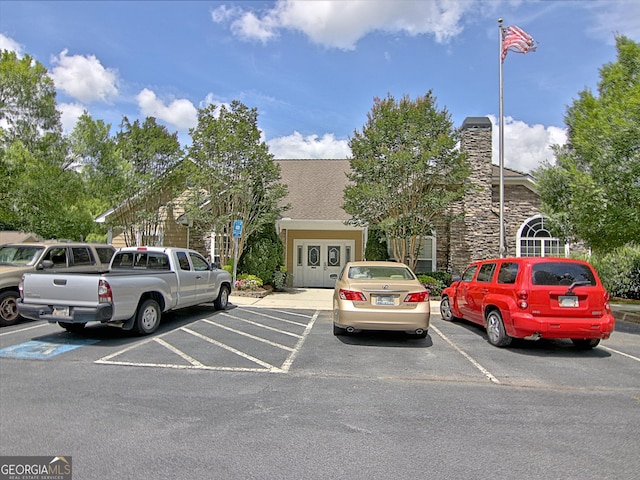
[
  {"xmin": 276, "ymin": 159, "xmax": 352, "ymax": 221},
  {"xmin": 276, "ymin": 160, "xmax": 536, "ymax": 221}
]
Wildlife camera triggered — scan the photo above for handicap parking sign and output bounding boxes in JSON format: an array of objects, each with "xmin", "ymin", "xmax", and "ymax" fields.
[{"xmin": 233, "ymin": 219, "xmax": 243, "ymax": 238}]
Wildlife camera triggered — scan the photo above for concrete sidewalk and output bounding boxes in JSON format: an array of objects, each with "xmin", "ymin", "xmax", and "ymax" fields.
[
  {"xmin": 229, "ymin": 288, "xmax": 334, "ymax": 310},
  {"xmin": 230, "ymin": 288, "xmax": 640, "ymax": 324},
  {"xmin": 229, "ymin": 288, "xmax": 444, "ymax": 313}
]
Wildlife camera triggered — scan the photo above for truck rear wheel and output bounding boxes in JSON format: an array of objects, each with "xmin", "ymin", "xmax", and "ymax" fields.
[
  {"xmin": 135, "ymin": 299, "xmax": 161, "ymax": 335},
  {"xmin": 0, "ymin": 291, "xmax": 20, "ymax": 327},
  {"xmin": 59, "ymin": 322, "xmax": 86, "ymax": 333},
  {"xmin": 214, "ymin": 285, "xmax": 230, "ymax": 311}
]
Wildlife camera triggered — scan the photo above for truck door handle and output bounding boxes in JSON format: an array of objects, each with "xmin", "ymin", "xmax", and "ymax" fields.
[{"xmin": 53, "ymin": 279, "xmax": 67, "ymax": 286}]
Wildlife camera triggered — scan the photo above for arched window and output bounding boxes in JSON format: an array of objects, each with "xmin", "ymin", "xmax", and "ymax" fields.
[{"xmin": 516, "ymin": 216, "xmax": 567, "ymax": 257}]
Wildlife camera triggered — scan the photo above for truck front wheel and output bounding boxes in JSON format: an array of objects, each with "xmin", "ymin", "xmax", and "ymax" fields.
[
  {"xmin": 135, "ymin": 299, "xmax": 161, "ymax": 335},
  {"xmin": 214, "ymin": 285, "xmax": 230, "ymax": 311}
]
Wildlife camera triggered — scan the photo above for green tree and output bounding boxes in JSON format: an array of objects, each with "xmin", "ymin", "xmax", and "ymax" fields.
[
  {"xmin": 344, "ymin": 92, "xmax": 470, "ymax": 269},
  {"xmin": 0, "ymin": 50, "xmax": 93, "ymax": 239},
  {"xmin": 0, "ymin": 50, "xmax": 60, "ymax": 149},
  {"xmin": 69, "ymin": 113, "xmax": 123, "ymax": 217},
  {"xmin": 238, "ymin": 222, "xmax": 285, "ymax": 285},
  {"xmin": 185, "ymin": 101, "xmax": 288, "ymax": 265},
  {"xmin": 534, "ymin": 36, "xmax": 640, "ymax": 252},
  {"xmin": 113, "ymin": 117, "xmax": 184, "ymax": 246}
]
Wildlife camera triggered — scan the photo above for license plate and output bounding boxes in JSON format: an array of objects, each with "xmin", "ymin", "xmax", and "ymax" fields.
[
  {"xmin": 559, "ymin": 296, "xmax": 578, "ymax": 308},
  {"xmin": 375, "ymin": 295, "xmax": 395, "ymax": 306},
  {"xmin": 52, "ymin": 306, "xmax": 69, "ymax": 317}
]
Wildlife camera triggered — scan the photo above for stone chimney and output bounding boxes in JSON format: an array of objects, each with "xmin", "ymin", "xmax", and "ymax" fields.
[{"xmin": 448, "ymin": 117, "xmax": 499, "ymax": 274}]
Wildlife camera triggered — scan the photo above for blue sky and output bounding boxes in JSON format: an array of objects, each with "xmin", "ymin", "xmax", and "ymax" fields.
[{"xmin": 1, "ymin": 0, "xmax": 639, "ymax": 173}]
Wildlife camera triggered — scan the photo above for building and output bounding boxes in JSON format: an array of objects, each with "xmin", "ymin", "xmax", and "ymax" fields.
[{"xmin": 99, "ymin": 116, "xmax": 563, "ymax": 287}]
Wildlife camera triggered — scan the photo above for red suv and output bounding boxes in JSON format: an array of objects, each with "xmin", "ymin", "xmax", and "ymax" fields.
[{"xmin": 440, "ymin": 257, "xmax": 615, "ymax": 348}]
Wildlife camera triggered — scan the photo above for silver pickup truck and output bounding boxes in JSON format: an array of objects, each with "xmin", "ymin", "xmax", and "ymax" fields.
[{"xmin": 18, "ymin": 246, "xmax": 232, "ymax": 335}]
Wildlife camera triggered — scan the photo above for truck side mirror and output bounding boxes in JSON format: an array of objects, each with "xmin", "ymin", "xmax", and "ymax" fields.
[{"xmin": 38, "ymin": 260, "xmax": 55, "ymax": 270}]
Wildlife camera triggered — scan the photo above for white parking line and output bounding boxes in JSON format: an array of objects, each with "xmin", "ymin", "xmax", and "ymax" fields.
[
  {"xmin": 202, "ymin": 318, "xmax": 294, "ymax": 351},
  {"xmin": 601, "ymin": 345, "xmax": 640, "ymax": 362},
  {"xmin": 431, "ymin": 324, "xmax": 501, "ymax": 384},
  {"xmin": 220, "ymin": 312, "xmax": 303, "ymax": 338},
  {"xmin": 154, "ymin": 337, "xmax": 205, "ymax": 367},
  {"xmin": 182, "ymin": 327, "xmax": 279, "ymax": 371},
  {"xmin": 0, "ymin": 322, "xmax": 49, "ymax": 337},
  {"xmin": 239, "ymin": 309, "xmax": 309, "ymax": 327},
  {"xmin": 281, "ymin": 311, "xmax": 318, "ymax": 372}
]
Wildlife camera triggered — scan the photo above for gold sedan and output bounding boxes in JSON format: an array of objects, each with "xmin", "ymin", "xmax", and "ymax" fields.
[{"xmin": 332, "ymin": 261, "xmax": 430, "ymax": 338}]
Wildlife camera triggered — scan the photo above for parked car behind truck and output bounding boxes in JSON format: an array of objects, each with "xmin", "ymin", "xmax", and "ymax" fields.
[
  {"xmin": 18, "ymin": 246, "xmax": 232, "ymax": 335},
  {"xmin": 439, "ymin": 257, "xmax": 615, "ymax": 349},
  {"xmin": 0, "ymin": 242, "xmax": 115, "ymax": 326}
]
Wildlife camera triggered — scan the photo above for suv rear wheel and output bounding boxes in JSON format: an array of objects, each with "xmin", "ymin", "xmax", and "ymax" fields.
[
  {"xmin": 485, "ymin": 309, "xmax": 512, "ymax": 347},
  {"xmin": 571, "ymin": 338, "xmax": 600, "ymax": 349}
]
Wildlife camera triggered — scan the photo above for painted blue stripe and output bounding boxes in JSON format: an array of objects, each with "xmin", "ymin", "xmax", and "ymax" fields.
[{"xmin": 0, "ymin": 337, "xmax": 99, "ymax": 359}]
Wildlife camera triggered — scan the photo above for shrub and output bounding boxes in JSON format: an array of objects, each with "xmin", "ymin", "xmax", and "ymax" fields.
[
  {"xmin": 584, "ymin": 244, "xmax": 640, "ymax": 300},
  {"xmin": 238, "ymin": 223, "xmax": 284, "ymax": 286},
  {"xmin": 365, "ymin": 226, "xmax": 389, "ymax": 261},
  {"xmin": 272, "ymin": 267, "xmax": 288, "ymax": 291},
  {"xmin": 417, "ymin": 274, "xmax": 444, "ymax": 297},
  {"xmin": 235, "ymin": 274, "xmax": 263, "ymax": 291}
]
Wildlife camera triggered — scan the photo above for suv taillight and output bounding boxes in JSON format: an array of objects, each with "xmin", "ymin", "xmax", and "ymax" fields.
[
  {"xmin": 517, "ymin": 290, "xmax": 529, "ymax": 309},
  {"xmin": 98, "ymin": 279, "xmax": 113, "ymax": 304}
]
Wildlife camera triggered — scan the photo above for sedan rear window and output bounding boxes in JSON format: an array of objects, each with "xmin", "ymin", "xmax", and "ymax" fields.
[
  {"xmin": 531, "ymin": 262, "xmax": 596, "ymax": 286},
  {"xmin": 348, "ymin": 266, "xmax": 415, "ymax": 280}
]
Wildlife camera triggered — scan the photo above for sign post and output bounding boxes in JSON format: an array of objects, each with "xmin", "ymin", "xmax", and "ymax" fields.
[{"xmin": 232, "ymin": 220, "xmax": 243, "ymax": 288}]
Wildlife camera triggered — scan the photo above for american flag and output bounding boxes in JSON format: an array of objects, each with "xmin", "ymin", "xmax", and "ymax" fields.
[{"xmin": 501, "ymin": 25, "xmax": 537, "ymax": 62}]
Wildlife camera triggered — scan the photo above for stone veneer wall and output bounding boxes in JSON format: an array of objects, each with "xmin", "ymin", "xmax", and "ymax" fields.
[
  {"xmin": 446, "ymin": 119, "xmax": 500, "ymax": 274},
  {"xmin": 493, "ymin": 184, "xmax": 541, "ymax": 257}
]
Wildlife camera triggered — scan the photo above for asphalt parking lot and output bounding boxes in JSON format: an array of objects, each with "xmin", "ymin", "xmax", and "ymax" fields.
[
  {"xmin": 1, "ymin": 299, "xmax": 639, "ymax": 480},
  {"xmin": 1, "ymin": 300, "xmax": 638, "ymax": 390}
]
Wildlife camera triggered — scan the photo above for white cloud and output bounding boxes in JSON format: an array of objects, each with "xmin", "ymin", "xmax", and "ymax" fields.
[
  {"xmin": 50, "ymin": 49, "xmax": 119, "ymax": 103},
  {"xmin": 0, "ymin": 33, "xmax": 24, "ymax": 55},
  {"xmin": 585, "ymin": 0, "xmax": 640, "ymax": 43},
  {"xmin": 57, "ymin": 102, "xmax": 86, "ymax": 133},
  {"xmin": 267, "ymin": 131, "xmax": 351, "ymax": 159},
  {"xmin": 213, "ymin": 0, "xmax": 471, "ymax": 50},
  {"xmin": 488, "ymin": 115, "xmax": 567, "ymax": 173},
  {"xmin": 136, "ymin": 88, "xmax": 198, "ymax": 130}
]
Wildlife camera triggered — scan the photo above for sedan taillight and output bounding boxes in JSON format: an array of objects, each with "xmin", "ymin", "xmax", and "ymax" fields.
[
  {"xmin": 339, "ymin": 289, "xmax": 367, "ymax": 302},
  {"xmin": 404, "ymin": 291, "xmax": 430, "ymax": 303}
]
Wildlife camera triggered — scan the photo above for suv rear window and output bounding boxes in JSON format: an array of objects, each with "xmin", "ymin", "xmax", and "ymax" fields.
[
  {"xmin": 531, "ymin": 262, "xmax": 596, "ymax": 286},
  {"xmin": 95, "ymin": 247, "xmax": 115, "ymax": 264}
]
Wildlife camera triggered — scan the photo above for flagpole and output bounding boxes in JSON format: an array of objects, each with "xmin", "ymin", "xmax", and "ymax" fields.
[{"xmin": 498, "ymin": 18, "xmax": 505, "ymax": 258}]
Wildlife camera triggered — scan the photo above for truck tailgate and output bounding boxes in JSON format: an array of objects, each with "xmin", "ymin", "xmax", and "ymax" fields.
[{"xmin": 22, "ymin": 273, "xmax": 100, "ymax": 307}]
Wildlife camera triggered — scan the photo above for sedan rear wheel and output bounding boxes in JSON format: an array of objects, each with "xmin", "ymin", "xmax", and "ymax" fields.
[
  {"xmin": 485, "ymin": 309, "xmax": 512, "ymax": 347},
  {"xmin": 333, "ymin": 323, "xmax": 346, "ymax": 336}
]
